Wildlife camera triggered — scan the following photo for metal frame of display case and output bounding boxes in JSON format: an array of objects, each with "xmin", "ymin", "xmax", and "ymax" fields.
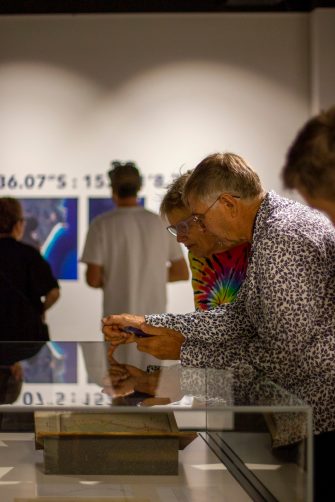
[{"xmin": 202, "ymin": 402, "xmax": 313, "ymax": 502}]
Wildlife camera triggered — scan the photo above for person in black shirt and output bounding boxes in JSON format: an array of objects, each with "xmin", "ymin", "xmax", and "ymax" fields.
[{"xmin": 0, "ymin": 197, "xmax": 60, "ymax": 365}]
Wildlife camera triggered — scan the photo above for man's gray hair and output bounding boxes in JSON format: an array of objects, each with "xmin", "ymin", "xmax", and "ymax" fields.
[{"xmin": 183, "ymin": 152, "xmax": 263, "ymax": 204}]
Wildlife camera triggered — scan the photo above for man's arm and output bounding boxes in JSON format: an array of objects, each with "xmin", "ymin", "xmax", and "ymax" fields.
[
  {"xmin": 86, "ymin": 263, "xmax": 104, "ymax": 288},
  {"xmin": 135, "ymin": 328, "xmax": 184, "ymax": 359},
  {"xmin": 81, "ymin": 219, "xmax": 105, "ymax": 288},
  {"xmin": 145, "ymin": 299, "xmax": 254, "ymax": 369},
  {"xmin": 168, "ymin": 257, "xmax": 189, "ymax": 282},
  {"xmin": 30, "ymin": 250, "xmax": 60, "ymax": 313},
  {"xmin": 43, "ymin": 287, "xmax": 60, "ymax": 311},
  {"xmin": 146, "ymin": 228, "xmax": 335, "ymax": 380}
]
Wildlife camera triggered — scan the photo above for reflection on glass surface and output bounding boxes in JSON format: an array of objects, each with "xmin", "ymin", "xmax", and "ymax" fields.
[{"xmin": 0, "ymin": 341, "xmax": 308, "ymax": 410}]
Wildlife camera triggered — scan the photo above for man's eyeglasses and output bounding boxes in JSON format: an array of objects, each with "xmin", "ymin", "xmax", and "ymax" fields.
[
  {"xmin": 166, "ymin": 215, "xmax": 197, "ymax": 237},
  {"xmin": 167, "ymin": 193, "xmax": 241, "ymax": 236},
  {"xmin": 191, "ymin": 193, "xmax": 241, "ymax": 229}
]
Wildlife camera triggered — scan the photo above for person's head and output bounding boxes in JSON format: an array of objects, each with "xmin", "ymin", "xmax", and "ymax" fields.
[
  {"xmin": 160, "ymin": 172, "xmax": 223, "ymax": 257},
  {"xmin": 0, "ymin": 197, "xmax": 25, "ymax": 240},
  {"xmin": 108, "ymin": 161, "xmax": 142, "ymax": 204},
  {"xmin": 282, "ymin": 106, "xmax": 335, "ymax": 225},
  {"xmin": 183, "ymin": 152, "xmax": 264, "ymax": 246}
]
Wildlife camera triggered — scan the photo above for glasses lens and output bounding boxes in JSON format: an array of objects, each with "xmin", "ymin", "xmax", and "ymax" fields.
[
  {"xmin": 176, "ymin": 221, "xmax": 189, "ymax": 235},
  {"xmin": 167, "ymin": 226, "xmax": 178, "ymax": 237},
  {"xmin": 167, "ymin": 219, "xmax": 190, "ymax": 237}
]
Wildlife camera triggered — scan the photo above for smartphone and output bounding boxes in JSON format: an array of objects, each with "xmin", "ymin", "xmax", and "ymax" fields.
[{"xmin": 121, "ymin": 326, "xmax": 150, "ymax": 338}]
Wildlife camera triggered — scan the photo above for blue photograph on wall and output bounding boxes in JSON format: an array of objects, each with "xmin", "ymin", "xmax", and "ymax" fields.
[
  {"xmin": 88, "ymin": 197, "xmax": 144, "ymax": 223},
  {"xmin": 88, "ymin": 198, "xmax": 116, "ymax": 223},
  {"xmin": 20, "ymin": 198, "xmax": 78, "ymax": 280}
]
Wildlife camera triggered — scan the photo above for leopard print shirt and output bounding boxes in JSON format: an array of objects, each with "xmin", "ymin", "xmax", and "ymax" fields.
[{"xmin": 146, "ymin": 192, "xmax": 335, "ymax": 434}]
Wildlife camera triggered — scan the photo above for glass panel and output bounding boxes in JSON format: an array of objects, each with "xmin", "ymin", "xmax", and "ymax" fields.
[
  {"xmin": 0, "ymin": 342, "xmax": 309, "ymax": 410},
  {"xmin": 0, "ymin": 341, "xmax": 312, "ymax": 501}
]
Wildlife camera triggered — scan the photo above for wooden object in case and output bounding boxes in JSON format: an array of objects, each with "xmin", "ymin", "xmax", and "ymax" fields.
[{"xmin": 34, "ymin": 411, "xmax": 196, "ymax": 475}]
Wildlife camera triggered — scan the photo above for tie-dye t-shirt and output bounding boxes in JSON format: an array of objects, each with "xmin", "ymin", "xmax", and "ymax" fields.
[{"xmin": 189, "ymin": 243, "xmax": 250, "ymax": 310}]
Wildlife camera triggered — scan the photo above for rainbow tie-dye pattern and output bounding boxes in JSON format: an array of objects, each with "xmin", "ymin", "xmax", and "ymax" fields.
[{"xmin": 189, "ymin": 242, "xmax": 251, "ymax": 310}]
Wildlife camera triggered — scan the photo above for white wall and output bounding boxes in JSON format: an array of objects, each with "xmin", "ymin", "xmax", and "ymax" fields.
[
  {"xmin": 0, "ymin": 13, "xmax": 313, "ymax": 340},
  {"xmin": 310, "ymin": 8, "xmax": 335, "ymax": 112}
]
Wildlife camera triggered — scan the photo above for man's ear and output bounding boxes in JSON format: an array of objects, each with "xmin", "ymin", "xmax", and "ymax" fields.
[
  {"xmin": 12, "ymin": 220, "xmax": 24, "ymax": 240},
  {"xmin": 218, "ymin": 193, "xmax": 239, "ymax": 216}
]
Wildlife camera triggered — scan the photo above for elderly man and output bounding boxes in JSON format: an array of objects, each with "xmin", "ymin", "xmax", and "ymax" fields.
[
  {"xmin": 103, "ymin": 152, "xmax": 335, "ymax": 500},
  {"xmin": 282, "ymin": 105, "xmax": 335, "ymax": 225}
]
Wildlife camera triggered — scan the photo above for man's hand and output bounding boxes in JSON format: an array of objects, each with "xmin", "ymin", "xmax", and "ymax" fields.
[
  {"xmin": 102, "ymin": 356, "xmax": 160, "ymax": 397},
  {"xmin": 102, "ymin": 313, "xmax": 146, "ymax": 348},
  {"xmin": 102, "ymin": 313, "xmax": 185, "ymax": 359},
  {"xmin": 10, "ymin": 362, "xmax": 23, "ymax": 381},
  {"xmin": 102, "ymin": 364, "xmax": 145, "ymax": 398},
  {"xmin": 134, "ymin": 324, "xmax": 184, "ymax": 360}
]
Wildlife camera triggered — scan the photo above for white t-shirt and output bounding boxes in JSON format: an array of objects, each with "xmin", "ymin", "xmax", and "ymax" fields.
[
  {"xmin": 81, "ymin": 206, "xmax": 184, "ymax": 315},
  {"xmin": 80, "ymin": 206, "xmax": 185, "ymax": 370}
]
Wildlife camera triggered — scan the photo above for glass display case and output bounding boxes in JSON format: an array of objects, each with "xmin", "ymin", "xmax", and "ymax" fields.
[{"xmin": 0, "ymin": 341, "xmax": 313, "ymax": 502}]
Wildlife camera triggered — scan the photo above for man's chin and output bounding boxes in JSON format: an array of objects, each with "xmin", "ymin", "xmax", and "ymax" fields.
[{"xmin": 187, "ymin": 246, "xmax": 202, "ymax": 257}]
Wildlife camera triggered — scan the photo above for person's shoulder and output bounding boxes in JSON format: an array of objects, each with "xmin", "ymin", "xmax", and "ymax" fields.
[
  {"xmin": 13, "ymin": 240, "xmax": 47, "ymax": 265},
  {"xmin": 0, "ymin": 238, "xmax": 38, "ymax": 263},
  {"xmin": 259, "ymin": 191, "xmax": 335, "ymax": 252},
  {"xmin": 265, "ymin": 192, "xmax": 332, "ymax": 234},
  {"xmin": 137, "ymin": 208, "xmax": 166, "ymax": 227},
  {"xmin": 88, "ymin": 210, "xmax": 116, "ymax": 228},
  {"xmin": 138, "ymin": 207, "xmax": 161, "ymax": 218},
  {"xmin": 16, "ymin": 240, "xmax": 40, "ymax": 255}
]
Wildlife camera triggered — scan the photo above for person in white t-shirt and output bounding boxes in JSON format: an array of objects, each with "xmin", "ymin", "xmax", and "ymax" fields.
[{"xmin": 80, "ymin": 161, "xmax": 189, "ymax": 369}]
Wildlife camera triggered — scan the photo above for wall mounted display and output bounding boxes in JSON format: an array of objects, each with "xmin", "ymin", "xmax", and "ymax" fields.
[{"xmin": 20, "ymin": 198, "xmax": 78, "ymax": 280}]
